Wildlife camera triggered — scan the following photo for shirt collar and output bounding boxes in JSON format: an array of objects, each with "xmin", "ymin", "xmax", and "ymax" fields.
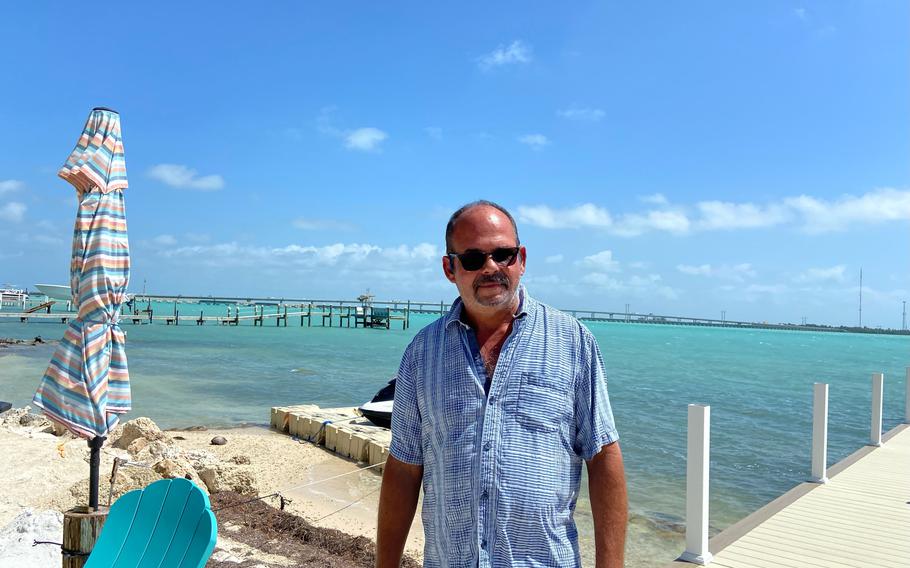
[{"xmin": 445, "ymin": 285, "xmax": 533, "ymax": 329}]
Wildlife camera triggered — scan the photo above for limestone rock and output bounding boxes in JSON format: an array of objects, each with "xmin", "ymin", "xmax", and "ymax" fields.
[
  {"xmin": 113, "ymin": 417, "xmax": 171, "ymax": 449},
  {"xmin": 198, "ymin": 464, "xmax": 258, "ymax": 496},
  {"xmin": 228, "ymin": 455, "xmax": 251, "ymax": 465},
  {"xmin": 211, "ymin": 550, "xmax": 242, "ymax": 563},
  {"xmin": 70, "ymin": 465, "xmax": 162, "ymax": 505},
  {"xmin": 155, "ymin": 458, "xmax": 206, "ymax": 488},
  {"xmin": 133, "ymin": 440, "xmax": 181, "ymax": 465},
  {"xmin": 184, "ymin": 449, "xmax": 219, "ymax": 472},
  {"xmin": 126, "ymin": 437, "xmax": 149, "ymax": 456},
  {"xmin": 18, "ymin": 412, "xmax": 50, "ymax": 429}
]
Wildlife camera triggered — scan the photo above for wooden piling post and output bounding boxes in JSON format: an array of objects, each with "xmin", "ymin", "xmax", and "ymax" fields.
[{"xmin": 62, "ymin": 506, "xmax": 109, "ymax": 568}]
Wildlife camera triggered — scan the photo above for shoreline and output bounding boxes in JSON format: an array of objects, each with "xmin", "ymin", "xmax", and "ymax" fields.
[{"xmin": 0, "ymin": 408, "xmax": 424, "ymax": 567}]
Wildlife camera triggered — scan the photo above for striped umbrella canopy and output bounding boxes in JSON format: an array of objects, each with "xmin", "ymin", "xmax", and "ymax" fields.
[{"xmin": 33, "ymin": 108, "xmax": 131, "ymax": 440}]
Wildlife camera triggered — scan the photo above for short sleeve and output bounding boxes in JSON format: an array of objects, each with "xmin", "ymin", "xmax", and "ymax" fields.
[
  {"xmin": 389, "ymin": 342, "xmax": 423, "ymax": 465},
  {"xmin": 574, "ymin": 325, "xmax": 619, "ymax": 460}
]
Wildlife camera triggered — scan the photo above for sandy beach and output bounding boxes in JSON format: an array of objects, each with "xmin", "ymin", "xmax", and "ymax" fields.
[{"xmin": 0, "ymin": 407, "xmax": 423, "ymax": 567}]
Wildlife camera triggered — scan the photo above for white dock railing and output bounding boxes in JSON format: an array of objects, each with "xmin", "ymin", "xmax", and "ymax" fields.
[
  {"xmin": 678, "ymin": 368, "xmax": 908, "ymax": 565},
  {"xmin": 810, "ymin": 382, "xmax": 829, "ymax": 483}
]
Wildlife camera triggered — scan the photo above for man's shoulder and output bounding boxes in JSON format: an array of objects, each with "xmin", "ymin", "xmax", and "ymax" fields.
[
  {"xmin": 529, "ymin": 297, "xmax": 588, "ymax": 334},
  {"xmin": 406, "ymin": 314, "xmax": 453, "ymax": 352}
]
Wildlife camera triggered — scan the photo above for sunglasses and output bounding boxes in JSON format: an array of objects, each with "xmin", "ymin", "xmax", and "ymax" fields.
[{"xmin": 447, "ymin": 246, "xmax": 520, "ymax": 271}]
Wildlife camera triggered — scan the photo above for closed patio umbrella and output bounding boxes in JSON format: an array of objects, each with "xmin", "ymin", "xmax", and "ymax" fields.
[{"xmin": 33, "ymin": 107, "xmax": 131, "ymax": 510}]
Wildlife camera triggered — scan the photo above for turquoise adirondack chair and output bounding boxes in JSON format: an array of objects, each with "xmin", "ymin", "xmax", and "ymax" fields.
[{"xmin": 85, "ymin": 477, "xmax": 217, "ymax": 568}]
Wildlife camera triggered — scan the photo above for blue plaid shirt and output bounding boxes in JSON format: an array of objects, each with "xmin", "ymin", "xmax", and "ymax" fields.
[{"xmin": 390, "ymin": 288, "xmax": 619, "ymax": 568}]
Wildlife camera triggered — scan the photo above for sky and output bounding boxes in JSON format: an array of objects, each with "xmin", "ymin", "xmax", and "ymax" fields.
[{"xmin": 0, "ymin": 2, "xmax": 907, "ymax": 328}]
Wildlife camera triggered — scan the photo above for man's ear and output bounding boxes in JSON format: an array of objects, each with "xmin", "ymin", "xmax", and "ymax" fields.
[
  {"xmin": 442, "ymin": 255, "xmax": 457, "ymax": 283},
  {"xmin": 519, "ymin": 246, "xmax": 527, "ymax": 275}
]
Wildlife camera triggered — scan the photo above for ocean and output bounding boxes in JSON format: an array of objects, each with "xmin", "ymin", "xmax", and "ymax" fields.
[{"xmin": 1, "ymin": 301, "xmax": 907, "ymax": 566}]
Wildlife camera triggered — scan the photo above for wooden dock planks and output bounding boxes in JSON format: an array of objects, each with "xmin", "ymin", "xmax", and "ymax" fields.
[{"xmin": 699, "ymin": 425, "xmax": 910, "ymax": 568}]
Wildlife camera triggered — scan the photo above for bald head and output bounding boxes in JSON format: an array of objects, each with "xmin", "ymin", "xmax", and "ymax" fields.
[{"xmin": 445, "ymin": 200, "xmax": 519, "ymax": 253}]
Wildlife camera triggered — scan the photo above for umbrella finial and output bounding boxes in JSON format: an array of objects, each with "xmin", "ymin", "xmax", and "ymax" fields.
[{"xmin": 92, "ymin": 106, "xmax": 118, "ymax": 113}]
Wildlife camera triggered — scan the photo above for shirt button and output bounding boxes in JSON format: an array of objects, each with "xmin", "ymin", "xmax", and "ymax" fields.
[
  {"xmin": 489, "ymin": 394, "xmax": 497, "ymax": 402},
  {"xmin": 481, "ymin": 539, "xmax": 488, "ymax": 549},
  {"xmin": 483, "ymin": 441, "xmax": 492, "ymax": 451},
  {"xmin": 481, "ymin": 489, "xmax": 488, "ymax": 499}
]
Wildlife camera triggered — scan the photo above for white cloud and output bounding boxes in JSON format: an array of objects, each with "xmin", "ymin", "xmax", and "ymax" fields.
[
  {"xmin": 544, "ymin": 254, "xmax": 564, "ymax": 264},
  {"xmin": 345, "ymin": 128, "xmax": 388, "ymax": 152},
  {"xmin": 518, "ymin": 203, "xmax": 612, "ymax": 229},
  {"xmin": 0, "ymin": 202, "xmax": 26, "ymax": 222},
  {"xmin": 557, "ymin": 107, "xmax": 605, "ymax": 122},
  {"xmin": 317, "ymin": 108, "xmax": 388, "ymax": 152},
  {"xmin": 582, "ymin": 250, "xmax": 620, "ymax": 272},
  {"xmin": 794, "ymin": 7, "xmax": 808, "ymax": 21},
  {"xmin": 425, "ymin": 127, "xmax": 443, "ymax": 141},
  {"xmin": 148, "ymin": 164, "xmax": 224, "ymax": 191},
  {"xmin": 676, "ymin": 263, "xmax": 757, "ymax": 282},
  {"xmin": 785, "ymin": 188, "xmax": 910, "ymax": 233},
  {"xmin": 695, "ymin": 201, "xmax": 790, "ymax": 230},
  {"xmin": 478, "ymin": 40, "xmax": 532, "ymax": 70},
  {"xmin": 613, "ymin": 210, "xmax": 691, "ymax": 237},
  {"xmin": 517, "ymin": 134, "xmax": 549, "ymax": 150},
  {"xmin": 159, "ymin": 241, "xmax": 439, "ymax": 270},
  {"xmin": 677, "ymin": 264, "xmax": 712, "ymax": 276},
  {"xmin": 293, "ymin": 218, "xmax": 355, "ymax": 231},
  {"xmin": 581, "ymin": 271, "xmax": 679, "ymax": 300},
  {"xmin": 795, "ymin": 265, "xmax": 847, "ymax": 283},
  {"xmin": 185, "ymin": 232, "xmax": 211, "ymax": 243},
  {"xmin": 152, "ymin": 234, "xmax": 178, "ymax": 246},
  {"xmin": 521, "ymin": 188, "xmax": 910, "ymax": 236},
  {"xmin": 0, "ymin": 180, "xmax": 24, "ymax": 195}
]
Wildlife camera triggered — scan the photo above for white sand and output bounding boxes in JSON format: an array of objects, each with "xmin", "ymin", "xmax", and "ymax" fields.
[{"xmin": 0, "ymin": 419, "xmax": 424, "ymax": 564}]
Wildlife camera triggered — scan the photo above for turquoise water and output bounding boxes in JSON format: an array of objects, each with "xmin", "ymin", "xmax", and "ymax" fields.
[{"xmin": 1, "ymin": 303, "xmax": 907, "ymax": 565}]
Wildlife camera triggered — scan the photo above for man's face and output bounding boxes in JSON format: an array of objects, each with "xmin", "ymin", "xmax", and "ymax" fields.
[{"xmin": 442, "ymin": 206, "xmax": 526, "ymax": 312}]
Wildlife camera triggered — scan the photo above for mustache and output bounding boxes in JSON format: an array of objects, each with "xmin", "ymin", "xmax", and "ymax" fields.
[{"xmin": 473, "ymin": 273, "xmax": 510, "ymax": 290}]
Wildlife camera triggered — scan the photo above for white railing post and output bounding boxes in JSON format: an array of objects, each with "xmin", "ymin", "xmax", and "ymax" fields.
[
  {"xmin": 680, "ymin": 404, "xmax": 712, "ymax": 565},
  {"xmin": 871, "ymin": 373, "xmax": 884, "ymax": 446},
  {"xmin": 905, "ymin": 367, "xmax": 909, "ymax": 424},
  {"xmin": 810, "ymin": 383, "xmax": 828, "ymax": 483}
]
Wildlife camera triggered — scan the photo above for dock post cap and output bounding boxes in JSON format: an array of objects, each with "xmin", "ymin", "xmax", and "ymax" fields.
[{"xmin": 678, "ymin": 550, "xmax": 713, "ymax": 565}]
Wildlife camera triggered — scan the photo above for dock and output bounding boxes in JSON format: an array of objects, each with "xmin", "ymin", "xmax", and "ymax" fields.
[
  {"xmin": 4, "ymin": 294, "xmax": 908, "ymax": 335},
  {"xmin": 269, "ymin": 405, "xmax": 391, "ymax": 472},
  {"xmin": 671, "ymin": 424, "xmax": 909, "ymax": 567}
]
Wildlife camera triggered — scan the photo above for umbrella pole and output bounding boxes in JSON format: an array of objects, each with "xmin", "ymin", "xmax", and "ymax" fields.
[{"xmin": 88, "ymin": 436, "xmax": 106, "ymax": 510}]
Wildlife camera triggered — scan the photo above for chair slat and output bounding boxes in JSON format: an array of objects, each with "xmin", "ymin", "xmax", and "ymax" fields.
[
  {"xmin": 178, "ymin": 511, "xmax": 217, "ymax": 568},
  {"xmin": 83, "ymin": 478, "xmax": 217, "ymax": 568},
  {"xmin": 135, "ymin": 479, "xmax": 194, "ymax": 568},
  {"xmin": 83, "ymin": 492, "xmax": 141, "ymax": 568},
  {"xmin": 158, "ymin": 485, "xmax": 214, "ymax": 567}
]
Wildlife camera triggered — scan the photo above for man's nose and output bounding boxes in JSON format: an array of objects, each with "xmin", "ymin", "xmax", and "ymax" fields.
[{"xmin": 480, "ymin": 254, "xmax": 499, "ymax": 273}]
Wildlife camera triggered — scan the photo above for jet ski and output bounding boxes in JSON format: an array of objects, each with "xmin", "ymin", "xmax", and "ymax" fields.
[{"xmin": 359, "ymin": 378, "xmax": 395, "ymax": 428}]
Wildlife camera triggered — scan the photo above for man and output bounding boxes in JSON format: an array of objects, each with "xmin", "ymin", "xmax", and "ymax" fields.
[{"xmin": 377, "ymin": 201, "xmax": 627, "ymax": 568}]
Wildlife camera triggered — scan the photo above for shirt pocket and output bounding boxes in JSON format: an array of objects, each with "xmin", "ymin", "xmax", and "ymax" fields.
[{"xmin": 516, "ymin": 372, "xmax": 571, "ymax": 432}]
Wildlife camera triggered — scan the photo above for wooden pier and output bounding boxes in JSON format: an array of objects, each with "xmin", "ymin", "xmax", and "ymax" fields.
[
  {"xmin": 2, "ymin": 302, "xmax": 411, "ymax": 330},
  {"xmin": 667, "ymin": 423, "xmax": 910, "ymax": 567},
  {"xmin": 4, "ymin": 294, "xmax": 908, "ymax": 335}
]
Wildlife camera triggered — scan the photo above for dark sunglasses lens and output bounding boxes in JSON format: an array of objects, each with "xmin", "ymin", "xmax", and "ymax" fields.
[
  {"xmin": 459, "ymin": 251, "xmax": 487, "ymax": 270},
  {"xmin": 491, "ymin": 248, "xmax": 518, "ymax": 264}
]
